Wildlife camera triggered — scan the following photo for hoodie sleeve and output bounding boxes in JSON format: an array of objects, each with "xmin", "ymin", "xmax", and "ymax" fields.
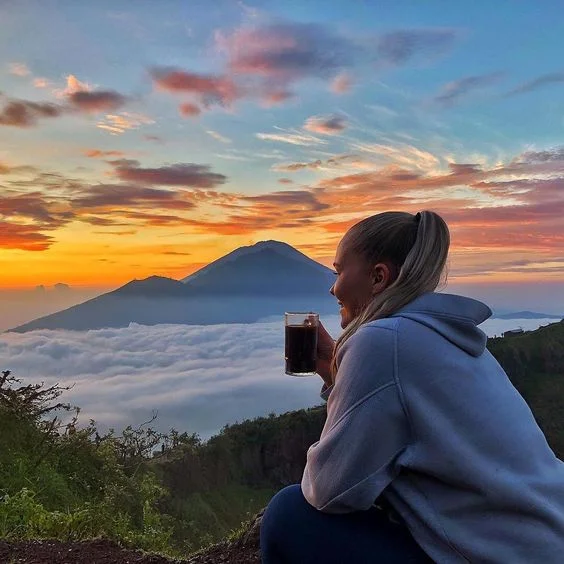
[{"xmin": 301, "ymin": 324, "xmax": 412, "ymax": 514}]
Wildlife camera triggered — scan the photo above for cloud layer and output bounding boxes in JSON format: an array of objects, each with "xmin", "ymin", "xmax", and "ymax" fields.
[{"xmin": 0, "ymin": 317, "xmax": 555, "ymax": 438}]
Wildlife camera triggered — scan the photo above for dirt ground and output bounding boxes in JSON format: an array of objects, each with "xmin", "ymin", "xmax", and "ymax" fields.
[
  {"xmin": 0, "ymin": 537, "xmax": 260, "ymax": 564},
  {"xmin": 0, "ymin": 512, "xmax": 263, "ymax": 564}
]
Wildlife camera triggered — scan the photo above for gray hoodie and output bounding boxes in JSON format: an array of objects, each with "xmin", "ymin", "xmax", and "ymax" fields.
[{"xmin": 301, "ymin": 293, "xmax": 564, "ymax": 563}]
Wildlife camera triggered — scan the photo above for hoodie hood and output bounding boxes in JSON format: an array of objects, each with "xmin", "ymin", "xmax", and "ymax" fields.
[{"xmin": 392, "ymin": 293, "xmax": 492, "ymax": 357}]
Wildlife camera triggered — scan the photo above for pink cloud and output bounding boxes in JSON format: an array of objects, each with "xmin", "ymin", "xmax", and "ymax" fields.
[
  {"xmin": 179, "ymin": 102, "xmax": 201, "ymax": 117},
  {"xmin": 151, "ymin": 67, "xmax": 240, "ymax": 107},
  {"xmin": 60, "ymin": 74, "xmax": 92, "ymax": 96},
  {"xmin": 215, "ymin": 23, "xmax": 355, "ymax": 101},
  {"xmin": 217, "ymin": 23, "xmax": 352, "ymax": 79},
  {"xmin": 330, "ymin": 72, "xmax": 353, "ymax": 94},
  {"xmin": 110, "ymin": 159, "xmax": 227, "ymax": 188},
  {"xmin": 33, "ymin": 78, "xmax": 50, "ymax": 89},
  {"xmin": 303, "ymin": 114, "xmax": 347, "ymax": 135},
  {"xmin": 261, "ymin": 90, "xmax": 295, "ymax": 107},
  {"xmin": 8, "ymin": 62, "xmax": 30, "ymax": 77},
  {"xmin": 83, "ymin": 149, "xmax": 126, "ymax": 158}
]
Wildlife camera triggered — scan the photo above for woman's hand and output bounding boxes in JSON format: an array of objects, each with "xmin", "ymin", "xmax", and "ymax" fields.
[{"xmin": 316, "ymin": 321, "xmax": 335, "ymax": 387}]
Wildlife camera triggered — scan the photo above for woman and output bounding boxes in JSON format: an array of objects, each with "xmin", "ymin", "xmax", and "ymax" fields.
[{"xmin": 260, "ymin": 211, "xmax": 564, "ymax": 563}]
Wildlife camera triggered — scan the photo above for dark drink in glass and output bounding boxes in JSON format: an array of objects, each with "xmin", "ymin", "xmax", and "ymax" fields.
[{"xmin": 285, "ymin": 312, "xmax": 319, "ymax": 376}]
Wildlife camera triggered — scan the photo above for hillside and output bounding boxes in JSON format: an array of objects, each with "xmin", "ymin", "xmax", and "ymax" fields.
[{"xmin": 488, "ymin": 320, "xmax": 564, "ymax": 456}]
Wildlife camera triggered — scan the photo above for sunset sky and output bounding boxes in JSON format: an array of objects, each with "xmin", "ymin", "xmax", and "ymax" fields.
[{"xmin": 1, "ymin": 0, "xmax": 563, "ymax": 298}]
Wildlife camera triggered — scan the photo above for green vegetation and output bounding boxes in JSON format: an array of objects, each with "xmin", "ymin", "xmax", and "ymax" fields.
[
  {"xmin": 0, "ymin": 319, "xmax": 562, "ymax": 556},
  {"xmin": 488, "ymin": 320, "xmax": 564, "ymax": 458},
  {"xmin": 0, "ymin": 370, "xmax": 324, "ymax": 557}
]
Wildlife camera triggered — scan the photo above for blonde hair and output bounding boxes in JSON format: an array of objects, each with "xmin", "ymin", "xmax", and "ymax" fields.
[{"xmin": 331, "ymin": 210, "xmax": 450, "ymax": 379}]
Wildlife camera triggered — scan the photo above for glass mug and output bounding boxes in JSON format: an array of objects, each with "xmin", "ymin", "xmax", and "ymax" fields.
[{"xmin": 284, "ymin": 312, "xmax": 319, "ymax": 376}]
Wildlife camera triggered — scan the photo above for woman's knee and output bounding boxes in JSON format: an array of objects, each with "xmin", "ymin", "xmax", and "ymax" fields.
[
  {"xmin": 263, "ymin": 484, "xmax": 305, "ymax": 529},
  {"xmin": 261, "ymin": 484, "xmax": 309, "ymax": 562}
]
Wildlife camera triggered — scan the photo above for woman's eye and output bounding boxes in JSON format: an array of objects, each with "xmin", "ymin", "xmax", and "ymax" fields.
[{"xmin": 332, "ymin": 270, "xmax": 339, "ymax": 276}]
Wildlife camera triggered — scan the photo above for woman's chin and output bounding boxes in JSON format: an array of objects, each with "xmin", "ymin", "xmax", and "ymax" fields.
[{"xmin": 340, "ymin": 312, "xmax": 351, "ymax": 329}]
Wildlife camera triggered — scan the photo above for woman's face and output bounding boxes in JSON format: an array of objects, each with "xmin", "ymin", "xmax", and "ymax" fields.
[{"xmin": 330, "ymin": 239, "xmax": 375, "ymax": 329}]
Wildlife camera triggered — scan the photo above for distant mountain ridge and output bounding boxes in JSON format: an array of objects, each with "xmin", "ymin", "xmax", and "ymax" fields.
[
  {"xmin": 10, "ymin": 241, "xmax": 337, "ymax": 332},
  {"xmin": 10, "ymin": 240, "xmax": 562, "ymax": 333},
  {"xmin": 493, "ymin": 311, "xmax": 562, "ymax": 320}
]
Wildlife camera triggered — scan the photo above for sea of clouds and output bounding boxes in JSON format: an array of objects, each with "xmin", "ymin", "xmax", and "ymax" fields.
[{"xmin": 0, "ymin": 316, "xmax": 558, "ymax": 439}]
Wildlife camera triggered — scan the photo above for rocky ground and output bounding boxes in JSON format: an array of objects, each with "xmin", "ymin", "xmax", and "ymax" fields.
[{"xmin": 0, "ymin": 512, "xmax": 263, "ymax": 564}]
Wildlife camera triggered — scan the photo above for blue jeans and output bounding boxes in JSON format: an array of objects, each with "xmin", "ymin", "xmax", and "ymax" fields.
[{"xmin": 260, "ymin": 485, "xmax": 433, "ymax": 564}]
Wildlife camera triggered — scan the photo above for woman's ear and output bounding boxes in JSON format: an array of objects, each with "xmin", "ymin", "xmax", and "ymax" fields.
[{"xmin": 370, "ymin": 263, "xmax": 393, "ymax": 294}]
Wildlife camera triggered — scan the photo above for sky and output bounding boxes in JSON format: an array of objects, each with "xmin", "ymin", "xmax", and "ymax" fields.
[
  {"xmin": 1, "ymin": 0, "xmax": 564, "ymax": 308},
  {"xmin": 0, "ymin": 316, "xmax": 556, "ymax": 438}
]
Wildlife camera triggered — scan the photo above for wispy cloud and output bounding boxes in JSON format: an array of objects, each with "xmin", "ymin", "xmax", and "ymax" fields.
[
  {"xmin": 144, "ymin": 134, "xmax": 163, "ymax": 143},
  {"xmin": 96, "ymin": 112, "xmax": 154, "ymax": 134},
  {"xmin": 330, "ymin": 72, "xmax": 353, "ymax": 94},
  {"xmin": 206, "ymin": 129, "xmax": 232, "ymax": 144},
  {"xmin": 377, "ymin": 28, "xmax": 458, "ymax": 65},
  {"xmin": 434, "ymin": 72, "xmax": 504, "ymax": 106},
  {"xmin": 272, "ymin": 154, "xmax": 360, "ymax": 172},
  {"xmin": 83, "ymin": 149, "xmax": 127, "ymax": 158},
  {"xmin": 351, "ymin": 142, "xmax": 440, "ymax": 172},
  {"xmin": 8, "ymin": 62, "xmax": 30, "ymax": 77},
  {"xmin": 73, "ymin": 183, "xmax": 196, "ymax": 211},
  {"xmin": 242, "ymin": 189, "xmax": 330, "ymax": 212},
  {"xmin": 260, "ymin": 89, "xmax": 295, "ymax": 107},
  {"xmin": 256, "ymin": 127, "xmax": 328, "ymax": 146},
  {"xmin": 507, "ymin": 72, "xmax": 564, "ymax": 96},
  {"xmin": 32, "ymin": 77, "xmax": 49, "ymax": 89}
]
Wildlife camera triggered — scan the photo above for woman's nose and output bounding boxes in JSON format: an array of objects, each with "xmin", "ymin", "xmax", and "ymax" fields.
[{"xmin": 329, "ymin": 283, "xmax": 335, "ymax": 296}]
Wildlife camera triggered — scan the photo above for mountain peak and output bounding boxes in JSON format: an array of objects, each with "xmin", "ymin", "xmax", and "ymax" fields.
[
  {"xmin": 250, "ymin": 240, "xmax": 294, "ymax": 250},
  {"xmin": 114, "ymin": 275, "xmax": 188, "ymax": 297},
  {"xmin": 181, "ymin": 240, "xmax": 329, "ymax": 286}
]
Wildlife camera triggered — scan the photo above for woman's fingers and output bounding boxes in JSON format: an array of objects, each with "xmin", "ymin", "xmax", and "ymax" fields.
[{"xmin": 317, "ymin": 321, "xmax": 335, "ymax": 361}]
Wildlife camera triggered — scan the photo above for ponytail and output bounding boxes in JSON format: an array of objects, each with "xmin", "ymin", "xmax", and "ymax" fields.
[{"xmin": 330, "ymin": 210, "xmax": 450, "ymax": 379}]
